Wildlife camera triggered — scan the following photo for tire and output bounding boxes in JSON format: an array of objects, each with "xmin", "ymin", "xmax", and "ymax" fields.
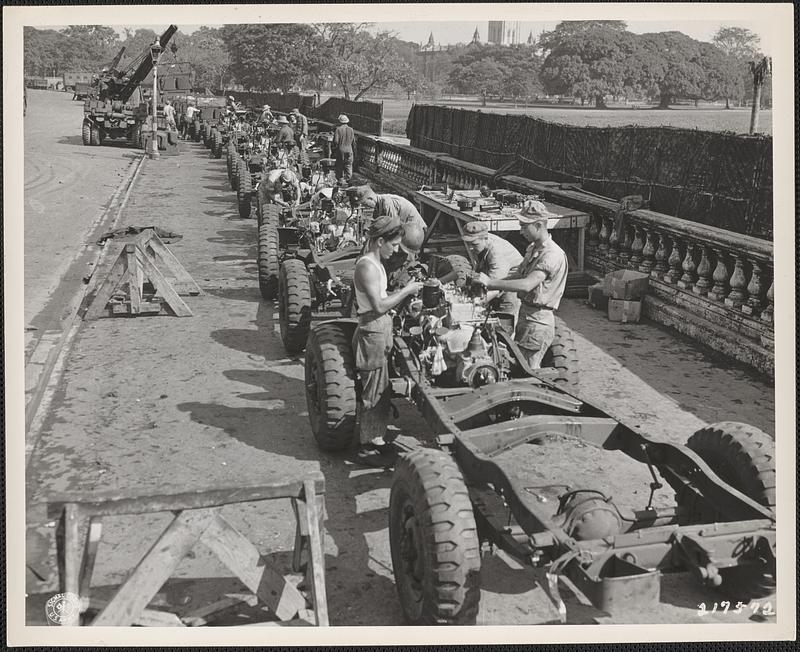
[
  {"xmin": 231, "ymin": 157, "xmax": 240, "ymax": 191},
  {"xmin": 279, "ymin": 259, "xmax": 312, "ymax": 355},
  {"xmin": 435, "ymin": 254, "xmax": 471, "ymax": 288},
  {"xmin": 389, "ymin": 448, "xmax": 481, "ymax": 625},
  {"xmin": 262, "ymin": 203, "xmax": 280, "ymax": 225},
  {"xmin": 193, "ymin": 120, "xmax": 201, "ymax": 142},
  {"xmin": 258, "ymin": 219, "xmax": 280, "ymax": 300},
  {"xmin": 237, "ymin": 160, "xmax": 252, "ymax": 219},
  {"xmin": 213, "ymin": 131, "xmax": 223, "ymax": 158},
  {"xmin": 539, "ymin": 317, "xmax": 580, "ymax": 388},
  {"xmin": 304, "ymin": 323, "xmax": 358, "ymax": 450},
  {"xmin": 684, "ymin": 422, "xmax": 776, "ymax": 600},
  {"xmin": 81, "ymin": 120, "xmax": 91, "ymax": 146},
  {"xmin": 226, "ymin": 150, "xmax": 235, "ymax": 186},
  {"xmin": 203, "ymin": 124, "xmax": 212, "ymax": 147},
  {"xmin": 90, "ymin": 124, "xmax": 101, "ymax": 146}
]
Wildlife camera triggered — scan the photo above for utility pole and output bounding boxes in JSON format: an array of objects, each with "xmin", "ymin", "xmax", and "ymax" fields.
[{"xmin": 748, "ymin": 56, "xmax": 771, "ymax": 135}]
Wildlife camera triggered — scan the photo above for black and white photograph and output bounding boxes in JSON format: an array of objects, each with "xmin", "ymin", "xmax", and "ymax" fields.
[{"xmin": 4, "ymin": 2, "xmax": 795, "ymax": 646}]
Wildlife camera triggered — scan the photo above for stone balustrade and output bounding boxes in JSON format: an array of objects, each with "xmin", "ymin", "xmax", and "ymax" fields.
[{"xmin": 346, "ymin": 129, "xmax": 775, "ymax": 376}]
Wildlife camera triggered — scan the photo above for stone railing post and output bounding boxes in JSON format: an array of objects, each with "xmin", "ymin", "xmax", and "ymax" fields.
[
  {"xmin": 652, "ymin": 232, "xmax": 668, "ymax": 279},
  {"xmin": 693, "ymin": 246, "xmax": 712, "ymax": 296},
  {"xmin": 707, "ymin": 248, "xmax": 729, "ymax": 301},
  {"xmin": 724, "ymin": 256, "xmax": 747, "ymax": 309}
]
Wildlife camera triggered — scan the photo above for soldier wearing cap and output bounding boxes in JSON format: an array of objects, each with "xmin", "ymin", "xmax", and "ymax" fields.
[
  {"xmin": 333, "ymin": 114, "xmax": 355, "ymax": 184},
  {"xmin": 473, "ymin": 200, "xmax": 568, "ymax": 368},
  {"xmin": 461, "ymin": 221, "xmax": 523, "ymax": 321},
  {"xmin": 291, "ymin": 108, "xmax": 309, "ymax": 151},
  {"xmin": 352, "ymin": 215, "xmax": 423, "ymax": 466},
  {"xmin": 344, "ymin": 185, "xmax": 427, "ymax": 236},
  {"xmin": 260, "ymin": 167, "xmax": 301, "ymax": 208},
  {"xmin": 258, "ymin": 104, "xmax": 273, "ymax": 124},
  {"xmin": 274, "ymin": 114, "xmax": 296, "ymax": 148}
]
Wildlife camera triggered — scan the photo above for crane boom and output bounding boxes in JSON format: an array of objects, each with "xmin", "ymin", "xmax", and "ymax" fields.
[{"xmin": 117, "ymin": 24, "xmax": 178, "ymax": 102}]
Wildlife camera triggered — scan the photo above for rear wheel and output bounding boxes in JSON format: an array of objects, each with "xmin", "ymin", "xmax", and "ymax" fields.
[
  {"xmin": 539, "ymin": 317, "xmax": 580, "ymax": 388},
  {"xmin": 304, "ymin": 323, "xmax": 357, "ymax": 450},
  {"xmin": 237, "ymin": 160, "xmax": 252, "ymax": 219},
  {"xmin": 278, "ymin": 259, "xmax": 312, "ymax": 355},
  {"xmin": 258, "ymin": 218, "xmax": 280, "ymax": 300},
  {"xmin": 81, "ymin": 120, "xmax": 91, "ymax": 146},
  {"xmin": 203, "ymin": 124, "xmax": 212, "ymax": 147},
  {"xmin": 90, "ymin": 124, "xmax": 101, "ymax": 146},
  {"xmin": 193, "ymin": 120, "xmax": 201, "ymax": 142},
  {"xmin": 684, "ymin": 422, "xmax": 776, "ymax": 600},
  {"xmin": 213, "ymin": 130, "xmax": 223, "ymax": 158},
  {"xmin": 389, "ymin": 449, "xmax": 481, "ymax": 625}
]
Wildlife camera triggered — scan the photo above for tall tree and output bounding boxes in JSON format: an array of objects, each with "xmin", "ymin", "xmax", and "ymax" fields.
[
  {"xmin": 312, "ymin": 24, "xmax": 416, "ymax": 100},
  {"xmin": 633, "ymin": 32, "xmax": 708, "ymax": 108},
  {"xmin": 712, "ymin": 26, "xmax": 761, "ymax": 60},
  {"xmin": 220, "ymin": 23, "xmax": 318, "ymax": 91},
  {"xmin": 538, "ymin": 20, "xmax": 627, "ymax": 53},
  {"xmin": 179, "ymin": 27, "xmax": 231, "ymax": 91},
  {"xmin": 541, "ymin": 27, "xmax": 638, "ymax": 107}
]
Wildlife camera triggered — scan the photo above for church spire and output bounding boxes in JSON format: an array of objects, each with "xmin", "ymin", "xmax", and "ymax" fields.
[
  {"xmin": 426, "ymin": 32, "xmax": 435, "ymax": 47},
  {"xmin": 527, "ymin": 30, "xmax": 534, "ymax": 45},
  {"xmin": 472, "ymin": 27, "xmax": 480, "ymax": 44}
]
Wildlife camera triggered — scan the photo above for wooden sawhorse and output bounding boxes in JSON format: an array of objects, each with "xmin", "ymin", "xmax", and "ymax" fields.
[{"xmin": 49, "ymin": 475, "xmax": 328, "ymax": 626}]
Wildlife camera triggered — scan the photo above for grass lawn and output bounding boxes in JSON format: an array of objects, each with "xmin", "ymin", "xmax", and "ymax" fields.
[{"xmin": 378, "ymin": 98, "xmax": 772, "ymax": 136}]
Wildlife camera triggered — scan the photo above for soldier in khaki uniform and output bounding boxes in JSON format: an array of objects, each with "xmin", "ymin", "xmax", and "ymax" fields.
[
  {"xmin": 461, "ymin": 221, "xmax": 523, "ymax": 322},
  {"xmin": 473, "ymin": 200, "xmax": 568, "ymax": 368}
]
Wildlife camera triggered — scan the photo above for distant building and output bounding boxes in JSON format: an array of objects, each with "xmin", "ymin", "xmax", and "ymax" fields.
[
  {"xmin": 487, "ymin": 21, "xmax": 520, "ymax": 45},
  {"xmin": 418, "ymin": 32, "xmax": 451, "ymax": 84}
]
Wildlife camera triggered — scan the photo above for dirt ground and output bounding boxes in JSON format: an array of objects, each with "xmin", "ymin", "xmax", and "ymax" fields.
[
  {"xmin": 24, "ymin": 125, "xmax": 777, "ymax": 628},
  {"xmin": 24, "ymin": 89, "xmax": 139, "ymax": 350}
]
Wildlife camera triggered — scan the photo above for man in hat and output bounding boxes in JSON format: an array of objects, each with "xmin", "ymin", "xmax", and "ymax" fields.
[
  {"xmin": 258, "ymin": 104, "xmax": 273, "ymax": 124},
  {"xmin": 182, "ymin": 100, "xmax": 197, "ymax": 139},
  {"xmin": 473, "ymin": 200, "xmax": 568, "ymax": 369},
  {"xmin": 333, "ymin": 114, "xmax": 355, "ymax": 184},
  {"xmin": 259, "ymin": 167, "xmax": 301, "ymax": 208},
  {"xmin": 291, "ymin": 108, "xmax": 309, "ymax": 151},
  {"xmin": 344, "ymin": 184, "xmax": 427, "ymax": 236},
  {"xmin": 352, "ymin": 215, "xmax": 423, "ymax": 466},
  {"xmin": 461, "ymin": 221, "xmax": 523, "ymax": 321},
  {"xmin": 274, "ymin": 114, "xmax": 296, "ymax": 148}
]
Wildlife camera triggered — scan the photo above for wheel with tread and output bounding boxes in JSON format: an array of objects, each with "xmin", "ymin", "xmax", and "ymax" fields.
[
  {"xmin": 231, "ymin": 157, "xmax": 240, "ymax": 191},
  {"xmin": 539, "ymin": 317, "xmax": 580, "ymax": 387},
  {"xmin": 258, "ymin": 218, "xmax": 280, "ymax": 300},
  {"xmin": 389, "ymin": 448, "xmax": 482, "ymax": 625},
  {"xmin": 279, "ymin": 259, "xmax": 312, "ymax": 355},
  {"xmin": 684, "ymin": 421, "xmax": 776, "ymax": 600},
  {"xmin": 213, "ymin": 130, "xmax": 223, "ymax": 158},
  {"xmin": 82, "ymin": 120, "xmax": 91, "ymax": 146},
  {"xmin": 90, "ymin": 123, "xmax": 101, "ymax": 146},
  {"xmin": 237, "ymin": 159, "xmax": 252, "ymax": 219},
  {"xmin": 203, "ymin": 124, "xmax": 212, "ymax": 147},
  {"xmin": 304, "ymin": 323, "xmax": 358, "ymax": 450},
  {"xmin": 193, "ymin": 120, "xmax": 202, "ymax": 142}
]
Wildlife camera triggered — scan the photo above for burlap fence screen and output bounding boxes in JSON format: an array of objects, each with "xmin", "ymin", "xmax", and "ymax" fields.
[
  {"xmin": 222, "ymin": 90, "xmax": 316, "ymax": 115},
  {"xmin": 406, "ymin": 105, "xmax": 773, "ymax": 239},
  {"xmin": 312, "ymin": 97, "xmax": 384, "ymax": 136}
]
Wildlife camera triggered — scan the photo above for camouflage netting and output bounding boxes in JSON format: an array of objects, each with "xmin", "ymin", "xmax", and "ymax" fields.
[
  {"xmin": 406, "ymin": 105, "xmax": 773, "ymax": 240},
  {"xmin": 312, "ymin": 98, "xmax": 384, "ymax": 136},
  {"xmin": 222, "ymin": 91, "xmax": 316, "ymax": 116}
]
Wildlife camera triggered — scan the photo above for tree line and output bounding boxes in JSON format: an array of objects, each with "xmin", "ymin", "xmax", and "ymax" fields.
[{"xmin": 24, "ymin": 21, "xmax": 769, "ymax": 108}]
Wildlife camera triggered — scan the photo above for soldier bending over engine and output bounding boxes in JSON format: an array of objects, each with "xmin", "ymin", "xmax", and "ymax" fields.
[
  {"xmin": 461, "ymin": 221, "xmax": 523, "ymax": 324},
  {"xmin": 261, "ymin": 168, "xmax": 301, "ymax": 208},
  {"xmin": 352, "ymin": 215, "xmax": 423, "ymax": 467},
  {"xmin": 473, "ymin": 200, "xmax": 568, "ymax": 369}
]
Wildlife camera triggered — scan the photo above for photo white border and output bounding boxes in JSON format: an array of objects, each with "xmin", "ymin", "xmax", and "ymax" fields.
[{"xmin": 4, "ymin": 2, "xmax": 796, "ymax": 646}]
